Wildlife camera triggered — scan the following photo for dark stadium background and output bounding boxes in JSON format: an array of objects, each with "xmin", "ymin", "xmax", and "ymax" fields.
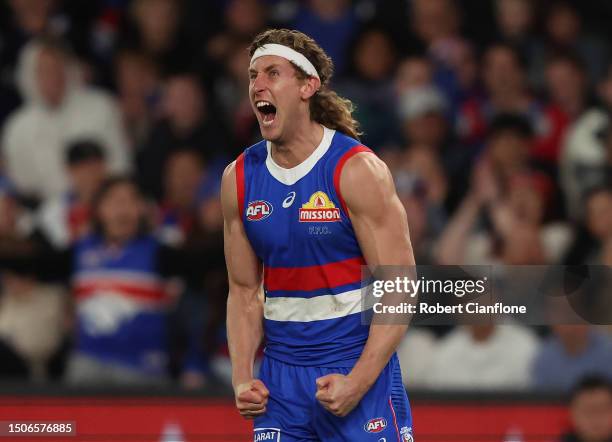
[{"xmin": 0, "ymin": 0, "xmax": 610, "ymax": 440}]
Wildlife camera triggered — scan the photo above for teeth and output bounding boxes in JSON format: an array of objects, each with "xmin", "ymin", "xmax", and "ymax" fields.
[{"xmin": 256, "ymin": 101, "xmax": 272, "ymax": 108}]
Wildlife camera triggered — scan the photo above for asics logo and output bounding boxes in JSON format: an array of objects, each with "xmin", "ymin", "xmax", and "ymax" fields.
[{"xmin": 282, "ymin": 191, "xmax": 296, "ymax": 208}]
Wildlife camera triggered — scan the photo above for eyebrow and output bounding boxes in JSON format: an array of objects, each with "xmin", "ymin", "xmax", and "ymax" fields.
[{"xmin": 248, "ymin": 63, "xmax": 281, "ymax": 75}]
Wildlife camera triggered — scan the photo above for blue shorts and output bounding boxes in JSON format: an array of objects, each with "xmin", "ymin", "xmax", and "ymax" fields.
[{"xmin": 254, "ymin": 354, "xmax": 413, "ymax": 442}]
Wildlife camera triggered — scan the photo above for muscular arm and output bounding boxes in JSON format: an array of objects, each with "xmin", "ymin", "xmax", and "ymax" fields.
[
  {"xmin": 316, "ymin": 152, "xmax": 416, "ymax": 416},
  {"xmin": 342, "ymin": 152, "xmax": 416, "ymax": 393},
  {"xmin": 221, "ymin": 161, "xmax": 267, "ymax": 415}
]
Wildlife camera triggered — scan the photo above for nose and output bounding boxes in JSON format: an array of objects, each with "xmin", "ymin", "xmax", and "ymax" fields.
[{"xmin": 251, "ymin": 72, "xmax": 266, "ymax": 94}]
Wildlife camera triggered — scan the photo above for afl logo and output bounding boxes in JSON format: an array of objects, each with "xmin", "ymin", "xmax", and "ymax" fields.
[
  {"xmin": 246, "ymin": 200, "xmax": 273, "ymax": 221},
  {"xmin": 364, "ymin": 417, "xmax": 387, "ymax": 433}
]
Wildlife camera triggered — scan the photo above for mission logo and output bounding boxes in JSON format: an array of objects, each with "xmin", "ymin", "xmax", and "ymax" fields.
[{"xmin": 299, "ymin": 191, "xmax": 341, "ymax": 222}]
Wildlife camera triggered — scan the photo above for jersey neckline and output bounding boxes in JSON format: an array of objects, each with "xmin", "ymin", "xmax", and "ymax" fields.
[{"xmin": 265, "ymin": 126, "xmax": 335, "ymax": 185}]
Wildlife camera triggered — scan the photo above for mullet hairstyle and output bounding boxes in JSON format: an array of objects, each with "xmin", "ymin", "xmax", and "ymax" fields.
[{"xmin": 249, "ymin": 29, "xmax": 362, "ymax": 140}]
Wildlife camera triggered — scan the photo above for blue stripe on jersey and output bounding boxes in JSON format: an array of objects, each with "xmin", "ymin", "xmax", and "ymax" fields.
[{"xmin": 263, "ymin": 312, "xmax": 369, "ymax": 367}]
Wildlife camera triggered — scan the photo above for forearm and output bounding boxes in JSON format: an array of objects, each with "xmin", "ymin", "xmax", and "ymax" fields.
[
  {"xmin": 227, "ymin": 288, "xmax": 264, "ymax": 387},
  {"xmin": 349, "ymin": 323, "xmax": 408, "ymax": 390}
]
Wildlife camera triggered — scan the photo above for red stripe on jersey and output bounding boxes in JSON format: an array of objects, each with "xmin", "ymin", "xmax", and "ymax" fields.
[
  {"xmin": 264, "ymin": 256, "xmax": 366, "ymax": 292},
  {"xmin": 74, "ymin": 282, "xmax": 167, "ymax": 302},
  {"xmin": 333, "ymin": 145, "xmax": 374, "ymax": 216},
  {"xmin": 235, "ymin": 153, "xmax": 246, "ymax": 219}
]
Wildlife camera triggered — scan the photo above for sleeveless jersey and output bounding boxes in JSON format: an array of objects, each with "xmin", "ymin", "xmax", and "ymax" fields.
[{"xmin": 237, "ymin": 126, "xmax": 373, "ymax": 367}]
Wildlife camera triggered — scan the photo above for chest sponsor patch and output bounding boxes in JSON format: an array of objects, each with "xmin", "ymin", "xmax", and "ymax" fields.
[
  {"xmin": 246, "ymin": 200, "xmax": 273, "ymax": 221},
  {"xmin": 299, "ymin": 191, "xmax": 341, "ymax": 222}
]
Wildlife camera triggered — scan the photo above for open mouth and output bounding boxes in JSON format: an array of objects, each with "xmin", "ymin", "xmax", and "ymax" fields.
[{"xmin": 255, "ymin": 100, "xmax": 277, "ymax": 126}]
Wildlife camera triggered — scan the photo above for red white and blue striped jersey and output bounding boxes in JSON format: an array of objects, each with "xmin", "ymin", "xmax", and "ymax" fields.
[
  {"xmin": 237, "ymin": 126, "xmax": 373, "ymax": 366},
  {"xmin": 72, "ymin": 234, "xmax": 169, "ymax": 374}
]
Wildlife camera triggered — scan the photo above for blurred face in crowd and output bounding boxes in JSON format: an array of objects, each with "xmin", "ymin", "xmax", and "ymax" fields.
[
  {"xmin": 354, "ymin": 30, "xmax": 396, "ymax": 81},
  {"xmin": 570, "ymin": 386, "xmax": 612, "ymax": 441},
  {"xmin": 507, "ymin": 177, "xmax": 546, "ymax": 226},
  {"xmin": 488, "ymin": 130, "xmax": 530, "ymax": 176},
  {"xmin": 36, "ymin": 47, "xmax": 67, "ymax": 108},
  {"xmin": 115, "ymin": 52, "xmax": 158, "ymax": 99},
  {"xmin": 0, "ymin": 193, "xmax": 18, "ymax": 236},
  {"xmin": 403, "ymin": 112, "xmax": 447, "ymax": 149},
  {"xmin": 164, "ymin": 76, "xmax": 204, "ymax": 132},
  {"xmin": 552, "ymin": 325, "xmax": 590, "ymax": 354},
  {"xmin": 249, "ymin": 55, "xmax": 318, "ymax": 143},
  {"xmin": 395, "ymin": 57, "xmax": 432, "ymax": 95},
  {"xmin": 69, "ymin": 158, "xmax": 107, "ymax": 204},
  {"xmin": 9, "ymin": 0, "xmax": 53, "ymax": 33},
  {"xmin": 546, "ymin": 4, "xmax": 580, "ymax": 45},
  {"xmin": 545, "ymin": 58, "xmax": 586, "ymax": 116},
  {"xmin": 500, "ymin": 223, "xmax": 545, "ymax": 264},
  {"xmin": 400, "ymin": 147, "xmax": 447, "ymax": 204},
  {"xmin": 199, "ymin": 196, "xmax": 223, "ymax": 232},
  {"xmin": 597, "ymin": 67, "xmax": 612, "ymax": 109},
  {"xmin": 412, "ymin": 0, "xmax": 458, "ymax": 44},
  {"xmin": 163, "ymin": 150, "xmax": 204, "ymax": 209},
  {"xmin": 309, "ymin": 0, "xmax": 350, "ymax": 20},
  {"xmin": 585, "ymin": 190, "xmax": 612, "ymax": 240},
  {"xmin": 496, "ymin": 0, "xmax": 534, "ymax": 39},
  {"xmin": 226, "ymin": 0, "xmax": 264, "ymax": 37},
  {"xmin": 483, "ymin": 46, "xmax": 525, "ymax": 98},
  {"xmin": 132, "ymin": 0, "xmax": 178, "ymax": 52},
  {"xmin": 97, "ymin": 182, "xmax": 145, "ymax": 243}
]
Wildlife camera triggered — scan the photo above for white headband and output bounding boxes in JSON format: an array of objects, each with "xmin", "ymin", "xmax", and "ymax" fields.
[{"xmin": 250, "ymin": 43, "xmax": 320, "ymax": 80}]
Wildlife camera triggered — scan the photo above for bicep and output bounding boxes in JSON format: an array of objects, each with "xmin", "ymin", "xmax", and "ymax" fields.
[
  {"xmin": 341, "ymin": 153, "xmax": 414, "ymax": 267},
  {"xmin": 221, "ymin": 162, "xmax": 262, "ymax": 293}
]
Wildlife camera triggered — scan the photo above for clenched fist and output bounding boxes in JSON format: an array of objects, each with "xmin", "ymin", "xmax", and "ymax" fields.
[{"xmin": 234, "ymin": 379, "xmax": 269, "ymax": 419}]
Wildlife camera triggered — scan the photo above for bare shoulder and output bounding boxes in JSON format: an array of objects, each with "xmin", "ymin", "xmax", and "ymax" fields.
[
  {"xmin": 221, "ymin": 160, "xmax": 238, "ymax": 217},
  {"xmin": 340, "ymin": 152, "xmax": 396, "ymax": 215},
  {"xmin": 341, "ymin": 152, "xmax": 390, "ymax": 184}
]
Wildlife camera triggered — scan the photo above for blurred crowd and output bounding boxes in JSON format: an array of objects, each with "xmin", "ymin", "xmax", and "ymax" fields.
[{"xmin": 0, "ymin": 0, "xmax": 610, "ymax": 397}]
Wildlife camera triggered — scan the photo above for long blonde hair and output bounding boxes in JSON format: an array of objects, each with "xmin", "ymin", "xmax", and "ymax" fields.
[{"xmin": 249, "ymin": 29, "xmax": 362, "ymax": 140}]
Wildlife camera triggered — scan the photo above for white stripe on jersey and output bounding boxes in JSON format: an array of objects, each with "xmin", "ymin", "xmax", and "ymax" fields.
[{"xmin": 264, "ymin": 285, "xmax": 373, "ymax": 322}]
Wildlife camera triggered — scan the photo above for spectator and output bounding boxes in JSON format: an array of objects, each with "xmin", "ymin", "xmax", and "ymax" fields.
[
  {"xmin": 0, "ymin": 183, "xmax": 67, "ymax": 381},
  {"xmin": 426, "ymin": 324, "xmax": 539, "ymax": 390},
  {"xmin": 113, "ymin": 49, "xmax": 161, "ymax": 148},
  {"xmin": 532, "ymin": 325, "xmax": 612, "ymax": 392},
  {"xmin": 561, "ymin": 64, "xmax": 612, "ymax": 219},
  {"xmin": 206, "ymin": 0, "xmax": 267, "ymax": 66},
  {"xmin": 394, "ymin": 57, "xmax": 434, "ymax": 97},
  {"xmin": 493, "ymin": 0, "xmax": 546, "ymax": 88},
  {"xmin": 564, "ymin": 185, "xmax": 612, "ymax": 264},
  {"xmin": 337, "ymin": 27, "xmax": 399, "ymax": 149},
  {"xmin": 136, "ymin": 73, "xmax": 230, "ymax": 199},
  {"xmin": 156, "ymin": 149, "xmax": 205, "ymax": 246},
  {"xmin": 1, "ymin": 37, "xmax": 130, "ymax": 202},
  {"xmin": 120, "ymin": 0, "xmax": 195, "ymax": 74},
  {"xmin": 392, "ymin": 168, "xmax": 444, "ymax": 264},
  {"xmin": 542, "ymin": 1, "xmax": 608, "ymax": 84},
  {"xmin": 213, "ymin": 38, "xmax": 260, "ymax": 148},
  {"xmin": 456, "ymin": 44, "xmax": 544, "ymax": 153},
  {"xmin": 65, "ymin": 177, "xmax": 211, "ymax": 386},
  {"xmin": 398, "ymin": 86, "xmax": 448, "ymax": 150},
  {"xmin": 558, "ymin": 376, "xmax": 612, "ymax": 442},
  {"xmin": 293, "ymin": 0, "xmax": 357, "ymax": 75},
  {"xmin": 36, "ymin": 140, "xmax": 108, "ymax": 250},
  {"xmin": 533, "ymin": 52, "xmax": 589, "ymax": 166}
]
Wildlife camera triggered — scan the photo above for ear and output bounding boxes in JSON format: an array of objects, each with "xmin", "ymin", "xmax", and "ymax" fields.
[{"xmin": 300, "ymin": 77, "xmax": 321, "ymax": 100}]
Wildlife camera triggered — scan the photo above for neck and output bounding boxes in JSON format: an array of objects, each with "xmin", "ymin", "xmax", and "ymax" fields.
[{"xmin": 270, "ymin": 120, "xmax": 324, "ymax": 169}]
